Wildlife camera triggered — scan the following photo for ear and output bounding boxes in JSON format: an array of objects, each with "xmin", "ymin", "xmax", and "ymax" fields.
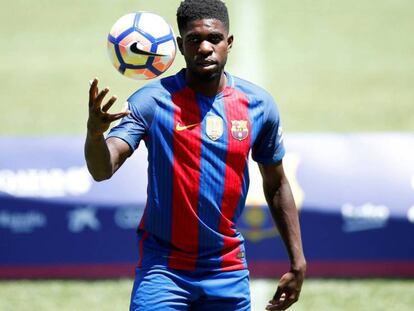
[
  {"xmin": 177, "ymin": 36, "xmax": 184, "ymax": 55},
  {"xmin": 227, "ymin": 34, "xmax": 234, "ymax": 52}
]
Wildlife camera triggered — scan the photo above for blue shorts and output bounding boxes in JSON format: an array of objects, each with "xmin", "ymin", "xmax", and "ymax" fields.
[{"xmin": 129, "ymin": 266, "xmax": 251, "ymax": 310}]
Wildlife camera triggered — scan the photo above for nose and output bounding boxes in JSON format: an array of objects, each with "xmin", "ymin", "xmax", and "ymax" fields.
[{"xmin": 198, "ymin": 40, "xmax": 213, "ymax": 55}]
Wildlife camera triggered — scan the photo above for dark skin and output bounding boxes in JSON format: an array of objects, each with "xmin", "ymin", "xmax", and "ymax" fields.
[
  {"xmin": 260, "ymin": 162, "xmax": 306, "ymax": 310},
  {"xmin": 85, "ymin": 18, "xmax": 306, "ymax": 310},
  {"xmin": 85, "ymin": 80, "xmax": 130, "ymax": 181},
  {"xmin": 177, "ymin": 19, "xmax": 233, "ymax": 96}
]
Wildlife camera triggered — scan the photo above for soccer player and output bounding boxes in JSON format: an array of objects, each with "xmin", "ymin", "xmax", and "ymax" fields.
[{"xmin": 85, "ymin": 0, "xmax": 306, "ymax": 310}]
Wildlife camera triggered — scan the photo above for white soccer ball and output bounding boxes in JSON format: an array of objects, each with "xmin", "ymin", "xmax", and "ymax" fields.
[{"xmin": 107, "ymin": 12, "xmax": 177, "ymax": 80}]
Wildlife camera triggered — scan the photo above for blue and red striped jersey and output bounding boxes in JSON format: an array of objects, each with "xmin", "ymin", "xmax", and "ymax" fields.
[{"xmin": 107, "ymin": 69, "xmax": 285, "ymax": 272}]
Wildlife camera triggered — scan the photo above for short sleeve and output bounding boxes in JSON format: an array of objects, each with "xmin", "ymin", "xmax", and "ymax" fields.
[
  {"xmin": 252, "ymin": 95, "xmax": 285, "ymax": 164},
  {"xmin": 106, "ymin": 86, "xmax": 157, "ymax": 152}
]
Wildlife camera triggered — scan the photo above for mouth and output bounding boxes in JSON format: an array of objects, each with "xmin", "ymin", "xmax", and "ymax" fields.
[{"xmin": 196, "ymin": 60, "xmax": 217, "ymax": 68}]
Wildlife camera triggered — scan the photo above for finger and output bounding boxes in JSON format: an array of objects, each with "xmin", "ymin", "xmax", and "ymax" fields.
[
  {"xmin": 102, "ymin": 95, "xmax": 118, "ymax": 112},
  {"xmin": 270, "ymin": 293, "xmax": 286, "ymax": 302},
  {"xmin": 273, "ymin": 286, "xmax": 284, "ymax": 302},
  {"xmin": 106, "ymin": 111, "xmax": 130, "ymax": 122},
  {"xmin": 94, "ymin": 87, "xmax": 110, "ymax": 110},
  {"xmin": 266, "ymin": 291, "xmax": 286, "ymax": 310},
  {"xmin": 88, "ymin": 78, "xmax": 99, "ymax": 107},
  {"xmin": 266, "ymin": 298, "xmax": 296, "ymax": 311},
  {"xmin": 266, "ymin": 293, "xmax": 298, "ymax": 311}
]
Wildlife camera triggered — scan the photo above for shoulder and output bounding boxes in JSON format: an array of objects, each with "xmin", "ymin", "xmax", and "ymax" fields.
[
  {"xmin": 128, "ymin": 71, "xmax": 184, "ymax": 104},
  {"xmin": 125, "ymin": 72, "xmax": 184, "ymax": 126},
  {"xmin": 231, "ymin": 75, "xmax": 276, "ymax": 104},
  {"xmin": 230, "ymin": 75, "xmax": 279, "ymax": 120},
  {"xmin": 128, "ymin": 78, "xmax": 168, "ymax": 105}
]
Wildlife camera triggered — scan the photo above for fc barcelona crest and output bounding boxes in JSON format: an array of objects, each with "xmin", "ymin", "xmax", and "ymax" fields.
[
  {"xmin": 206, "ymin": 116, "xmax": 223, "ymax": 141},
  {"xmin": 231, "ymin": 120, "xmax": 249, "ymax": 141}
]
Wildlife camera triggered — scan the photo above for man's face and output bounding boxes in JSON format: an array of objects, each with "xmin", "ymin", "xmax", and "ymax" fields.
[{"xmin": 177, "ymin": 19, "xmax": 233, "ymax": 80}]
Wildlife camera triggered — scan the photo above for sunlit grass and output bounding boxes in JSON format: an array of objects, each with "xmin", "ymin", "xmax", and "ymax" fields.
[
  {"xmin": 0, "ymin": 0, "xmax": 413, "ymax": 134},
  {"xmin": 0, "ymin": 279, "xmax": 413, "ymax": 311}
]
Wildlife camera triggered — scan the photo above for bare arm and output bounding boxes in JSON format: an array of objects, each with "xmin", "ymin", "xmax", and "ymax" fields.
[
  {"xmin": 259, "ymin": 160, "xmax": 306, "ymax": 311},
  {"xmin": 84, "ymin": 78, "xmax": 131, "ymax": 181}
]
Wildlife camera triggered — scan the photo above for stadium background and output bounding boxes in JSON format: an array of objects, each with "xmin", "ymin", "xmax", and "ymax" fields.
[{"xmin": 0, "ymin": 0, "xmax": 413, "ymax": 310}]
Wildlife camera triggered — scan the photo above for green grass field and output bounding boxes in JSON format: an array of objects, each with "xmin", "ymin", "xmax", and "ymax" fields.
[
  {"xmin": 0, "ymin": 0, "xmax": 413, "ymax": 310},
  {"xmin": 0, "ymin": 0, "xmax": 413, "ymax": 134},
  {"xmin": 1, "ymin": 279, "xmax": 414, "ymax": 311}
]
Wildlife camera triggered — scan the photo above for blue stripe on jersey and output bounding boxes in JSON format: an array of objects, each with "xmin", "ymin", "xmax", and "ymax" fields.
[
  {"xmin": 233, "ymin": 164, "xmax": 251, "ymax": 223},
  {"xmin": 233, "ymin": 164, "xmax": 250, "ymax": 269},
  {"xmin": 109, "ymin": 70, "xmax": 284, "ymax": 272},
  {"xmin": 234, "ymin": 77, "xmax": 285, "ymax": 164},
  {"xmin": 143, "ymin": 77, "xmax": 181, "ymax": 265},
  {"xmin": 195, "ymin": 94, "xmax": 228, "ymax": 271}
]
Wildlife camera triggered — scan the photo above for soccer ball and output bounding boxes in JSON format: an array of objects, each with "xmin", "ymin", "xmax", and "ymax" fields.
[{"xmin": 107, "ymin": 12, "xmax": 177, "ymax": 80}]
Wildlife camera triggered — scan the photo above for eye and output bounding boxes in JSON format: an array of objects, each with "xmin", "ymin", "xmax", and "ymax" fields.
[
  {"xmin": 186, "ymin": 36, "xmax": 200, "ymax": 44},
  {"xmin": 209, "ymin": 35, "xmax": 223, "ymax": 44}
]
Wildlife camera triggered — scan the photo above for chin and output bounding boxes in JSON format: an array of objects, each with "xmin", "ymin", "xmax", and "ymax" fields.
[
  {"xmin": 194, "ymin": 67, "xmax": 222, "ymax": 81},
  {"xmin": 198, "ymin": 72, "xmax": 219, "ymax": 81}
]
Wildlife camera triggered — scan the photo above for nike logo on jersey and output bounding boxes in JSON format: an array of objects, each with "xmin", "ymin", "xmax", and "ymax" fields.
[{"xmin": 176, "ymin": 122, "xmax": 199, "ymax": 131}]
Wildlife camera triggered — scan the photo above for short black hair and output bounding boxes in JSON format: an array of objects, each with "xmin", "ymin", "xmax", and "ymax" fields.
[{"xmin": 176, "ymin": 0, "xmax": 229, "ymax": 33}]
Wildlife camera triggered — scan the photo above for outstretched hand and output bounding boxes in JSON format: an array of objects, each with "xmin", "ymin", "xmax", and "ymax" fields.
[
  {"xmin": 266, "ymin": 269, "xmax": 305, "ymax": 310},
  {"xmin": 87, "ymin": 78, "xmax": 129, "ymax": 137}
]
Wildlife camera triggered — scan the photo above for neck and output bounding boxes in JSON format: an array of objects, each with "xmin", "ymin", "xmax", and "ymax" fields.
[{"xmin": 185, "ymin": 70, "xmax": 227, "ymax": 97}]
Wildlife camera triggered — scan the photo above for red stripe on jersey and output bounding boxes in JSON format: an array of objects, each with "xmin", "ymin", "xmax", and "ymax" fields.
[
  {"xmin": 219, "ymin": 88, "xmax": 251, "ymax": 270},
  {"xmin": 138, "ymin": 204, "xmax": 147, "ymax": 230},
  {"xmin": 137, "ymin": 206, "xmax": 148, "ymax": 268},
  {"xmin": 169, "ymin": 87, "xmax": 202, "ymax": 271},
  {"xmin": 137, "ymin": 231, "xmax": 149, "ymax": 268}
]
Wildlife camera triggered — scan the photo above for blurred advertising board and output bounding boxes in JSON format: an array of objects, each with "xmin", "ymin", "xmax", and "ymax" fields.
[{"xmin": 0, "ymin": 134, "xmax": 413, "ymax": 278}]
